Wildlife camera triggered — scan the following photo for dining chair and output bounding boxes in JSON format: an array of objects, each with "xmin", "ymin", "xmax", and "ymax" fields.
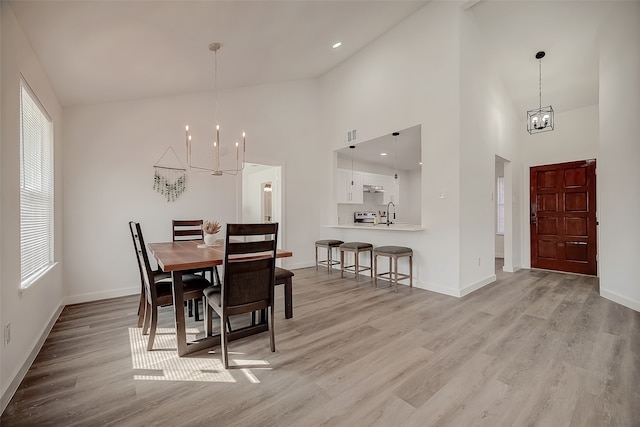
[
  {"xmin": 203, "ymin": 223, "xmax": 279, "ymax": 368},
  {"xmin": 129, "ymin": 221, "xmax": 171, "ymax": 327},
  {"xmin": 130, "ymin": 221, "xmax": 213, "ymax": 351},
  {"xmin": 172, "ymin": 219, "xmax": 218, "ymax": 319}
]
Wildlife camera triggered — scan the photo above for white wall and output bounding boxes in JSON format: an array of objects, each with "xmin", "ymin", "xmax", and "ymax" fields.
[
  {"xmin": 1, "ymin": 3, "xmax": 65, "ymax": 408},
  {"xmin": 62, "ymin": 79, "xmax": 323, "ymax": 304},
  {"xmin": 320, "ymin": 2, "xmax": 464, "ymax": 295},
  {"xmin": 598, "ymin": 1, "xmax": 640, "ymax": 312},
  {"xmin": 459, "ymin": 8, "xmax": 523, "ymax": 294}
]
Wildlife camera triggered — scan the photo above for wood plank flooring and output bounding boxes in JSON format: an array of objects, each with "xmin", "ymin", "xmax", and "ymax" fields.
[{"xmin": 2, "ymin": 263, "xmax": 639, "ymax": 426}]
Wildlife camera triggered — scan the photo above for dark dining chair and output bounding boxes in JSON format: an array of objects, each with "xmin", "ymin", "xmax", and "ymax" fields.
[
  {"xmin": 130, "ymin": 221, "xmax": 213, "ymax": 351},
  {"xmin": 172, "ymin": 219, "xmax": 218, "ymax": 319},
  {"xmin": 172, "ymin": 219, "xmax": 204, "ymax": 241},
  {"xmin": 204, "ymin": 223, "xmax": 279, "ymax": 368},
  {"xmin": 129, "ymin": 221, "xmax": 170, "ymax": 327}
]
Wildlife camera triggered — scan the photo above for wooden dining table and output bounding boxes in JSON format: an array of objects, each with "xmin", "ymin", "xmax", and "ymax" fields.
[{"xmin": 148, "ymin": 240, "xmax": 293, "ymax": 356}]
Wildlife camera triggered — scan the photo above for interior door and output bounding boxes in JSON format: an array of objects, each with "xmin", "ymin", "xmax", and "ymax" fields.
[{"xmin": 530, "ymin": 159, "xmax": 597, "ymax": 275}]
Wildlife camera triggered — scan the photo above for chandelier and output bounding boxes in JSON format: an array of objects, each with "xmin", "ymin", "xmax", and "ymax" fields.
[
  {"xmin": 184, "ymin": 43, "xmax": 245, "ymax": 175},
  {"xmin": 527, "ymin": 51, "xmax": 554, "ymax": 134}
]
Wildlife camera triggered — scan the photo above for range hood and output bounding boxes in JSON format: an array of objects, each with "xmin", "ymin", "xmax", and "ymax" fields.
[{"xmin": 363, "ymin": 184, "xmax": 385, "ymax": 193}]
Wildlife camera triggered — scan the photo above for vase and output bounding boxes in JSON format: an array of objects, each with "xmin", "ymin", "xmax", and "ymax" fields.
[{"xmin": 204, "ymin": 233, "xmax": 217, "ymax": 246}]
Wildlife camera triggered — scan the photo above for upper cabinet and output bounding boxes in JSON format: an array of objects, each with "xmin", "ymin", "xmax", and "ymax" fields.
[{"xmin": 337, "ymin": 168, "xmax": 363, "ymax": 204}]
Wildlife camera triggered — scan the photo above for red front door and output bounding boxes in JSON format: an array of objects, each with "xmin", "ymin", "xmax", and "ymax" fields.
[{"xmin": 530, "ymin": 160, "xmax": 597, "ymax": 275}]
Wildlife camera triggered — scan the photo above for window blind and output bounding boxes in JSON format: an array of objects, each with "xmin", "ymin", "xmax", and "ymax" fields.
[{"xmin": 20, "ymin": 79, "xmax": 54, "ymax": 287}]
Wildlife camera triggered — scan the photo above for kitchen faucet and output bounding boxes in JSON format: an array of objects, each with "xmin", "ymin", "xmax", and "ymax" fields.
[{"xmin": 386, "ymin": 201, "xmax": 396, "ymax": 226}]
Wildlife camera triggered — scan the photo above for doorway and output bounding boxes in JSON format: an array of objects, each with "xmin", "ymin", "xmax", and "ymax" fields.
[
  {"xmin": 530, "ymin": 159, "xmax": 597, "ymax": 275},
  {"xmin": 242, "ymin": 163, "xmax": 283, "ymax": 246}
]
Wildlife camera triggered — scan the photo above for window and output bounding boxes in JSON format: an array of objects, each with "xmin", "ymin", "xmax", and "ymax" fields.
[
  {"xmin": 20, "ymin": 78, "xmax": 54, "ymax": 288},
  {"xmin": 496, "ymin": 176, "xmax": 505, "ymax": 235}
]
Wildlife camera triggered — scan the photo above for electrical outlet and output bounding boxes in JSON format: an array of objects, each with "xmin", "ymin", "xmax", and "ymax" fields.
[{"xmin": 4, "ymin": 323, "xmax": 11, "ymax": 346}]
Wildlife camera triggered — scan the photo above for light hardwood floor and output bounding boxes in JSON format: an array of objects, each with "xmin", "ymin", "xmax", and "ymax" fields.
[{"xmin": 2, "ymin": 263, "xmax": 639, "ymax": 426}]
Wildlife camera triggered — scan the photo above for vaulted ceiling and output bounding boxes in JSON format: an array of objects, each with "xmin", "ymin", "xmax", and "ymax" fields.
[{"xmin": 9, "ymin": 0, "xmax": 612, "ymax": 115}]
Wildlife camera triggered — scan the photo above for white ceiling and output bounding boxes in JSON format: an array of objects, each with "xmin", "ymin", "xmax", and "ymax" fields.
[
  {"xmin": 8, "ymin": 0, "xmax": 428, "ymax": 107},
  {"xmin": 8, "ymin": 0, "xmax": 614, "ymax": 114}
]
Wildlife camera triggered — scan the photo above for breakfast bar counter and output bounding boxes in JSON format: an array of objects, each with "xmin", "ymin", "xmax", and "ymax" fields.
[{"xmin": 323, "ymin": 223, "xmax": 425, "ymax": 232}]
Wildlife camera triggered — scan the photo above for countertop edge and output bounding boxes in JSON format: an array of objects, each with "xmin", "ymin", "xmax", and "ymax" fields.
[{"xmin": 322, "ymin": 224, "xmax": 425, "ymax": 232}]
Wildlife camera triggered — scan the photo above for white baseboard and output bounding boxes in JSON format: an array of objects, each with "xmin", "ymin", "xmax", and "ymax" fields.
[
  {"xmin": 63, "ymin": 286, "xmax": 138, "ymax": 306},
  {"xmin": 502, "ymin": 264, "xmax": 521, "ymax": 273},
  {"xmin": 418, "ymin": 280, "xmax": 462, "ymax": 298},
  {"xmin": 600, "ymin": 289, "xmax": 640, "ymax": 313},
  {"xmin": 1, "ymin": 303, "xmax": 64, "ymax": 414},
  {"xmin": 460, "ymin": 274, "xmax": 497, "ymax": 297}
]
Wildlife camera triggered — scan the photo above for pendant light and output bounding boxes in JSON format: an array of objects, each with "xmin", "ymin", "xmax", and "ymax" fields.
[
  {"xmin": 527, "ymin": 51, "xmax": 554, "ymax": 134},
  {"xmin": 392, "ymin": 132, "xmax": 399, "ymax": 182},
  {"xmin": 184, "ymin": 43, "xmax": 246, "ymax": 175}
]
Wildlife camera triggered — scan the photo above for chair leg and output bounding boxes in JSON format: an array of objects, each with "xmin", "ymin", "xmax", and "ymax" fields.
[
  {"xmin": 221, "ymin": 315, "xmax": 229, "ymax": 369},
  {"xmin": 137, "ymin": 287, "xmax": 146, "ymax": 328},
  {"xmin": 269, "ymin": 305, "xmax": 275, "ymax": 352},
  {"xmin": 194, "ymin": 298, "xmax": 202, "ymax": 321},
  {"xmin": 284, "ymin": 279, "xmax": 293, "ymax": 319},
  {"xmin": 142, "ymin": 301, "xmax": 151, "ymax": 335},
  {"xmin": 147, "ymin": 303, "xmax": 158, "ymax": 351},
  {"xmin": 204, "ymin": 304, "xmax": 211, "ymax": 336}
]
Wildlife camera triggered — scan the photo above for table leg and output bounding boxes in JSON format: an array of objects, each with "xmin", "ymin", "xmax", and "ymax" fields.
[{"xmin": 171, "ymin": 271, "xmax": 188, "ymax": 356}]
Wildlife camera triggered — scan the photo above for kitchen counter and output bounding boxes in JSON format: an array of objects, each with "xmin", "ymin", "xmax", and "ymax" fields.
[{"xmin": 323, "ymin": 223, "xmax": 424, "ymax": 232}]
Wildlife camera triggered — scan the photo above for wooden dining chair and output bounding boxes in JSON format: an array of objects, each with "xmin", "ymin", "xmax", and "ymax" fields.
[
  {"xmin": 130, "ymin": 221, "xmax": 213, "ymax": 351},
  {"xmin": 172, "ymin": 219, "xmax": 204, "ymax": 241},
  {"xmin": 172, "ymin": 219, "xmax": 218, "ymax": 319},
  {"xmin": 129, "ymin": 221, "xmax": 171, "ymax": 327},
  {"xmin": 203, "ymin": 223, "xmax": 279, "ymax": 368}
]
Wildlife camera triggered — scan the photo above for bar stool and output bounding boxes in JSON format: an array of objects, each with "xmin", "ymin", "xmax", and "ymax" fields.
[
  {"xmin": 374, "ymin": 246, "xmax": 413, "ymax": 292},
  {"xmin": 340, "ymin": 242, "xmax": 373, "ymax": 281},
  {"xmin": 315, "ymin": 239, "xmax": 343, "ymax": 273}
]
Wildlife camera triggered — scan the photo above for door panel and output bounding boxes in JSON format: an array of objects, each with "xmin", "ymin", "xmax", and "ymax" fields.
[{"xmin": 530, "ymin": 160, "xmax": 597, "ymax": 275}]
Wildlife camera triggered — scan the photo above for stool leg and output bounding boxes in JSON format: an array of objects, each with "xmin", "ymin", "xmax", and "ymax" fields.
[
  {"xmin": 409, "ymin": 255, "xmax": 413, "ymax": 288},
  {"xmin": 340, "ymin": 250, "xmax": 345, "ymax": 278},
  {"xmin": 355, "ymin": 250, "xmax": 360, "ymax": 282},
  {"xmin": 368, "ymin": 249, "xmax": 373, "ymax": 281},
  {"xmin": 394, "ymin": 255, "xmax": 399, "ymax": 293},
  {"xmin": 327, "ymin": 246, "xmax": 332, "ymax": 273},
  {"xmin": 374, "ymin": 253, "xmax": 378, "ymax": 288},
  {"xmin": 315, "ymin": 245, "xmax": 319, "ymax": 271}
]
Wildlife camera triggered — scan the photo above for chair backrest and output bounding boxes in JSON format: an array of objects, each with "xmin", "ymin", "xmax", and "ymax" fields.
[
  {"xmin": 172, "ymin": 219, "xmax": 204, "ymax": 241},
  {"xmin": 129, "ymin": 221, "xmax": 158, "ymax": 303},
  {"xmin": 222, "ymin": 223, "xmax": 279, "ymax": 314}
]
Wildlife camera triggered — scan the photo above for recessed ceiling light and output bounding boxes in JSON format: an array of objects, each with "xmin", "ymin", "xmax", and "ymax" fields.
[
  {"xmin": 380, "ymin": 152, "xmax": 388, "ymax": 156},
  {"xmin": 332, "ymin": 42, "xmax": 342, "ymax": 49}
]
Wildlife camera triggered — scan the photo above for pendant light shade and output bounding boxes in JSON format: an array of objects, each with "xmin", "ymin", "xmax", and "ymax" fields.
[{"xmin": 527, "ymin": 51, "xmax": 554, "ymax": 134}]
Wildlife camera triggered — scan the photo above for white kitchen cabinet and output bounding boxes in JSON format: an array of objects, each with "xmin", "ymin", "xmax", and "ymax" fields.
[
  {"xmin": 337, "ymin": 168, "xmax": 363, "ymax": 204},
  {"xmin": 362, "ymin": 172, "xmax": 385, "ymax": 188}
]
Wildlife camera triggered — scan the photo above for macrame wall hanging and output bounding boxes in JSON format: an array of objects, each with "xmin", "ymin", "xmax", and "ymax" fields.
[{"xmin": 153, "ymin": 146, "xmax": 187, "ymax": 202}]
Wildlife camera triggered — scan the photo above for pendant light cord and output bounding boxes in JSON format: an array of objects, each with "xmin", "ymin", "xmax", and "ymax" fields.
[{"xmin": 538, "ymin": 58, "xmax": 542, "ymax": 109}]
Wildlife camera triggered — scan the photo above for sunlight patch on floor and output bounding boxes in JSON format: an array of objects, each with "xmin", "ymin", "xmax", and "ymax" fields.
[{"xmin": 128, "ymin": 328, "xmax": 270, "ymax": 382}]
